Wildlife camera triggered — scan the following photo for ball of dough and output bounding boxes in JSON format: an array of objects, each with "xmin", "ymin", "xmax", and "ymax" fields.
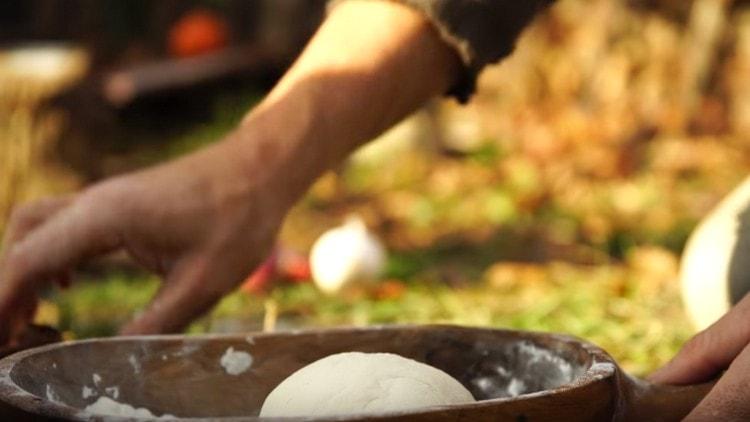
[{"xmin": 260, "ymin": 352, "xmax": 475, "ymax": 418}]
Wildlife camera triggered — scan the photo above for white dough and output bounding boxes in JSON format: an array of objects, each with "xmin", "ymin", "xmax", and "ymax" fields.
[
  {"xmin": 83, "ymin": 396, "xmax": 174, "ymax": 419},
  {"xmin": 260, "ymin": 352, "xmax": 475, "ymax": 417},
  {"xmin": 220, "ymin": 347, "xmax": 253, "ymax": 375}
]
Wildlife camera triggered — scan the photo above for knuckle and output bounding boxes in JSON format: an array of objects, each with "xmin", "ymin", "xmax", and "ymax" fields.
[
  {"xmin": 3, "ymin": 245, "xmax": 29, "ymax": 281},
  {"xmin": 7, "ymin": 204, "xmax": 32, "ymax": 226},
  {"xmin": 681, "ymin": 330, "xmax": 716, "ymax": 370},
  {"xmin": 78, "ymin": 179, "xmax": 127, "ymax": 208},
  {"xmin": 8, "ymin": 196, "xmax": 64, "ymax": 225},
  {"xmin": 76, "ymin": 186, "xmax": 106, "ymax": 211},
  {"xmin": 77, "ymin": 181, "xmax": 131, "ymax": 225},
  {"xmin": 74, "ymin": 187, "xmax": 116, "ymax": 224},
  {"xmin": 682, "ymin": 331, "xmax": 707, "ymax": 355}
]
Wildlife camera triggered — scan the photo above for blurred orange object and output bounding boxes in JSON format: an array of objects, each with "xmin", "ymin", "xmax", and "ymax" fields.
[
  {"xmin": 374, "ymin": 280, "xmax": 407, "ymax": 300},
  {"xmin": 241, "ymin": 248, "xmax": 311, "ymax": 294},
  {"xmin": 241, "ymin": 252, "xmax": 277, "ymax": 294},
  {"xmin": 168, "ymin": 9, "xmax": 229, "ymax": 58}
]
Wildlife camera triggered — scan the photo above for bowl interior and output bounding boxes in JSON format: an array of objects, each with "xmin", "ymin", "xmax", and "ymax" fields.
[{"xmin": 5, "ymin": 326, "xmax": 593, "ymax": 419}]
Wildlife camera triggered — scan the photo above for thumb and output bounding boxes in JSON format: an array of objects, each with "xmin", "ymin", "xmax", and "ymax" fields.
[
  {"xmin": 119, "ymin": 256, "xmax": 229, "ymax": 335},
  {"xmin": 649, "ymin": 293, "xmax": 750, "ymax": 385}
]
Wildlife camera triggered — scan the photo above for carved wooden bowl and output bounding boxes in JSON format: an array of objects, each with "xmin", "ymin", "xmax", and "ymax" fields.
[{"xmin": 0, "ymin": 325, "xmax": 712, "ymax": 421}]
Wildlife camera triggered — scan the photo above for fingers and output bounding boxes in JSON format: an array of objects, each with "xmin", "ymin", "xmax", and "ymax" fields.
[
  {"xmin": 1, "ymin": 196, "xmax": 73, "ymax": 250},
  {"xmin": 684, "ymin": 342, "xmax": 750, "ymax": 421},
  {"xmin": 649, "ymin": 293, "xmax": 750, "ymax": 385},
  {"xmin": 0, "ymin": 194, "xmax": 122, "ymax": 343},
  {"xmin": 119, "ymin": 256, "xmax": 227, "ymax": 335},
  {"xmin": 0, "ymin": 197, "xmax": 72, "ymax": 343}
]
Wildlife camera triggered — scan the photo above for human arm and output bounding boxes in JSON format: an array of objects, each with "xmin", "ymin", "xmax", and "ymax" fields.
[{"xmin": 0, "ymin": 0, "xmax": 464, "ymax": 342}]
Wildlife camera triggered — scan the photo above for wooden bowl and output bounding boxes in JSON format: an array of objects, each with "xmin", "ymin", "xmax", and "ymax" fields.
[{"xmin": 0, "ymin": 325, "xmax": 712, "ymax": 421}]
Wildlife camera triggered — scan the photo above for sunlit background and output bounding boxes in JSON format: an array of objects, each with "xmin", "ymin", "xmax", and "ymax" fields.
[{"xmin": 1, "ymin": 0, "xmax": 745, "ymax": 376}]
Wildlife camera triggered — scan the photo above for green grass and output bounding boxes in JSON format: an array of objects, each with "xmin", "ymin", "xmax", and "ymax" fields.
[{"xmin": 51, "ymin": 253, "xmax": 692, "ymax": 377}]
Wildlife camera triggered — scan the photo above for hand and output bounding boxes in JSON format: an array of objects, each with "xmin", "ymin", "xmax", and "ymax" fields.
[
  {"xmin": 649, "ymin": 292, "xmax": 750, "ymax": 420},
  {"xmin": 0, "ymin": 133, "xmax": 292, "ymax": 341},
  {"xmin": 0, "ymin": 0, "xmax": 458, "ymax": 343}
]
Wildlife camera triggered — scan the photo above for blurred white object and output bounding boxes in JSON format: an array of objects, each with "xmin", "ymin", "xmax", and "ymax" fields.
[
  {"xmin": 310, "ymin": 215, "xmax": 386, "ymax": 294},
  {"xmin": 680, "ymin": 176, "xmax": 750, "ymax": 330}
]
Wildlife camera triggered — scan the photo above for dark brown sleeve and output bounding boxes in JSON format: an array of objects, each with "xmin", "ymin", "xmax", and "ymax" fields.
[{"xmin": 328, "ymin": 0, "xmax": 555, "ymax": 102}]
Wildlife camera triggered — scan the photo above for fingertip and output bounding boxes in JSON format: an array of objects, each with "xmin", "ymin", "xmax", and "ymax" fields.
[
  {"xmin": 118, "ymin": 322, "xmax": 143, "ymax": 337},
  {"xmin": 646, "ymin": 365, "xmax": 674, "ymax": 385},
  {"xmin": 648, "ymin": 355, "xmax": 718, "ymax": 386},
  {"xmin": 119, "ymin": 313, "xmax": 159, "ymax": 336},
  {"xmin": 119, "ymin": 301, "xmax": 181, "ymax": 336}
]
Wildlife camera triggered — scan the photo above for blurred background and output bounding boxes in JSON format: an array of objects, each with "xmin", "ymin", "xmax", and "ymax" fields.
[{"xmin": 1, "ymin": 0, "xmax": 746, "ymax": 376}]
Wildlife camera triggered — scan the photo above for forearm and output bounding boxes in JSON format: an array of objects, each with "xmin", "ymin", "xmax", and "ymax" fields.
[{"xmin": 228, "ymin": 0, "xmax": 460, "ymax": 207}]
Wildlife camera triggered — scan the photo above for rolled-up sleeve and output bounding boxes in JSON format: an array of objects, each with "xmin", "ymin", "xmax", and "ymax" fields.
[{"xmin": 329, "ymin": 0, "xmax": 555, "ymax": 102}]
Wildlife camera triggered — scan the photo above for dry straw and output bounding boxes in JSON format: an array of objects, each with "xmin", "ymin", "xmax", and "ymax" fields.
[{"xmin": 0, "ymin": 44, "xmax": 88, "ymax": 226}]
